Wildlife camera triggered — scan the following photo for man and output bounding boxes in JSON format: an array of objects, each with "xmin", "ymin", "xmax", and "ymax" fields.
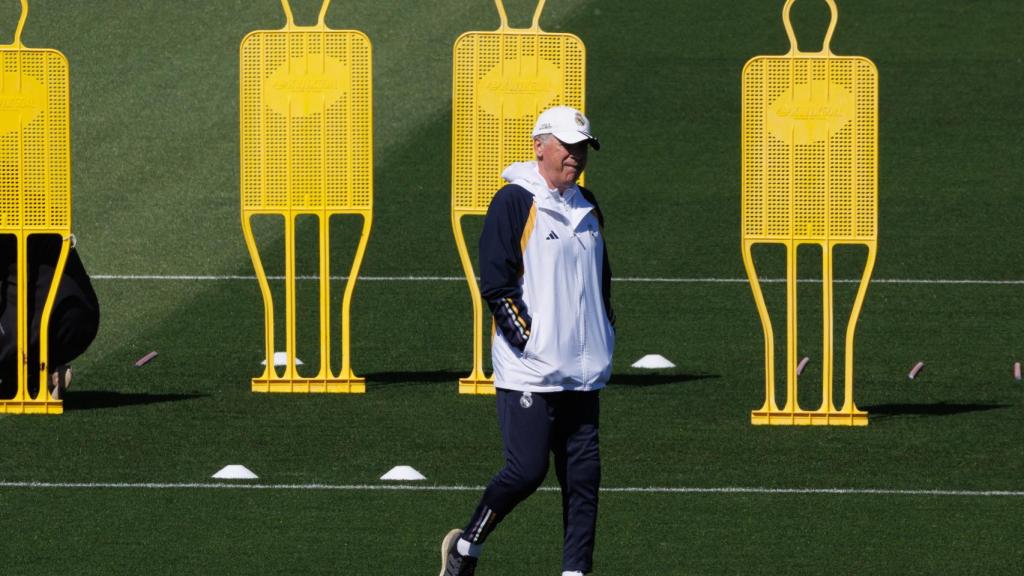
[
  {"xmin": 0, "ymin": 235, "xmax": 100, "ymax": 400},
  {"xmin": 441, "ymin": 106, "xmax": 615, "ymax": 576}
]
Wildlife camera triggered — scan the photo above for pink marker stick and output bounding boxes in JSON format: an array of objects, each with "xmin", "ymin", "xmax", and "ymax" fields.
[
  {"xmin": 908, "ymin": 361, "xmax": 925, "ymax": 380},
  {"xmin": 135, "ymin": 351, "xmax": 158, "ymax": 367},
  {"xmin": 1014, "ymin": 362, "xmax": 1021, "ymax": 381},
  {"xmin": 796, "ymin": 357, "xmax": 810, "ymax": 376}
]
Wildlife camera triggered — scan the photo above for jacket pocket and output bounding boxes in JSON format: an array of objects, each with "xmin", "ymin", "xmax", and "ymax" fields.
[{"xmin": 521, "ymin": 315, "xmax": 540, "ymax": 359}]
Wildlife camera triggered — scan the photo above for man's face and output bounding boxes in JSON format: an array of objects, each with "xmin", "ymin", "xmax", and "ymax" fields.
[{"xmin": 534, "ymin": 135, "xmax": 588, "ymax": 192}]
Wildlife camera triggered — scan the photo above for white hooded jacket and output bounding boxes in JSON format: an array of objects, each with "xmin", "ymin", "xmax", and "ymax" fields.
[{"xmin": 480, "ymin": 161, "xmax": 615, "ymax": 392}]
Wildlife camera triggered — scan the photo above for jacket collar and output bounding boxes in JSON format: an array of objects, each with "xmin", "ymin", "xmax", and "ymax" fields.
[{"xmin": 502, "ymin": 161, "xmax": 594, "ymax": 230}]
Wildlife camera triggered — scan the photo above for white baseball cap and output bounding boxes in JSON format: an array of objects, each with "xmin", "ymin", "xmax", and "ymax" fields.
[{"xmin": 531, "ymin": 106, "xmax": 600, "ymax": 150}]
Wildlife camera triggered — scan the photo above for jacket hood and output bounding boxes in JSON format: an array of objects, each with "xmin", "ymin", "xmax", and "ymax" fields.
[
  {"xmin": 501, "ymin": 161, "xmax": 593, "ymax": 230},
  {"xmin": 501, "ymin": 161, "xmax": 548, "ymax": 193}
]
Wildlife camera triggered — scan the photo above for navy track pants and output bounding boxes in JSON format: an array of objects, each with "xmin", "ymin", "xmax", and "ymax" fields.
[{"xmin": 463, "ymin": 388, "xmax": 601, "ymax": 573}]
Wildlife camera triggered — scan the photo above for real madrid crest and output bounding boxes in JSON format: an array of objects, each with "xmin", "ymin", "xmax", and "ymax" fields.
[{"xmin": 519, "ymin": 392, "xmax": 533, "ymax": 409}]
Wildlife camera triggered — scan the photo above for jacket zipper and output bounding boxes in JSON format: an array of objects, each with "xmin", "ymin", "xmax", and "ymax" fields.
[
  {"xmin": 575, "ymin": 225, "xmax": 587, "ymax": 387},
  {"xmin": 562, "ymin": 196, "xmax": 589, "ymax": 387}
]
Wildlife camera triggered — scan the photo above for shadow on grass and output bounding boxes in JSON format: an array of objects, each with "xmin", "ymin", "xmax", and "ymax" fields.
[
  {"xmin": 363, "ymin": 372, "xmax": 722, "ymax": 388},
  {"xmin": 364, "ymin": 371, "xmax": 468, "ymax": 385},
  {"xmin": 863, "ymin": 402, "xmax": 1010, "ymax": 419},
  {"xmin": 65, "ymin": 391, "xmax": 207, "ymax": 411},
  {"xmin": 612, "ymin": 373, "xmax": 720, "ymax": 387}
]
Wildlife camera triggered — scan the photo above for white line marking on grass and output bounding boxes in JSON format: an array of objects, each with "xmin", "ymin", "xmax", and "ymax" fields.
[
  {"xmin": 596, "ymin": 486, "xmax": 1024, "ymax": 497},
  {"xmin": 91, "ymin": 275, "xmax": 468, "ymax": 282},
  {"xmin": 90, "ymin": 274, "xmax": 1024, "ymax": 286},
  {"xmin": 1, "ymin": 481, "xmax": 1022, "ymax": 498},
  {"xmin": 620, "ymin": 278, "xmax": 1024, "ymax": 285}
]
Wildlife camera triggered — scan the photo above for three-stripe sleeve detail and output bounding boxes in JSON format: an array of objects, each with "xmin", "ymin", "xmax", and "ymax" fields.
[
  {"xmin": 466, "ymin": 506, "xmax": 499, "ymax": 544},
  {"xmin": 503, "ymin": 297, "xmax": 530, "ymax": 340}
]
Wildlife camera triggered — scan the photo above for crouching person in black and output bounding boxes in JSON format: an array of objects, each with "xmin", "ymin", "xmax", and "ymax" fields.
[{"xmin": 0, "ymin": 235, "xmax": 100, "ymax": 400}]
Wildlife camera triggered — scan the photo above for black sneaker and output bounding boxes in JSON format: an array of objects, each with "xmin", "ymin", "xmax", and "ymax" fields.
[{"xmin": 439, "ymin": 529, "xmax": 477, "ymax": 576}]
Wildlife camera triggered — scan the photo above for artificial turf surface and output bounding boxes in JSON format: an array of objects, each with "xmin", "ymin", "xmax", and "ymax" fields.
[{"xmin": 2, "ymin": 0, "xmax": 1023, "ymax": 574}]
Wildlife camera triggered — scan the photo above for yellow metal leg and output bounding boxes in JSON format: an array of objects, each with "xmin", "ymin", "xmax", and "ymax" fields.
[
  {"xmin": 314, "ymin": 213, "xmax": 332, "ymax": 390},
  {"xmin": 452, "ymin": 213, "xmax": 494, "ymax": 395},
  {"xmin": 283, "ymin": 214, "xmax": 298, "ymax": 383},
  {"xmin": 242, "ymin": 215, "xmax": 276, "ymax": 384},
  {"xmin": 784, "ymin": 241, "xmax": 798, "ymax": 416},
  {"xmin": 837, "ymin": 242, "xmax": 874, "ymax": 425},
  {"xmin": 819, "ymin": 241, "xmax": 836, "ymax": 417},
  {"xmin": 744, "ymin": 241, "xmax": 780, "ymax": 422},
  {"xmin": 15, "ymin": 234, "xmax": 28, "ymax": 404},
  {"xmin": 37, "ymin": 236, "xmax": 71, "ymax": 409},
  {"xmin": 333, "ymin": 212, "xmax": 369, "ymax": 392}
]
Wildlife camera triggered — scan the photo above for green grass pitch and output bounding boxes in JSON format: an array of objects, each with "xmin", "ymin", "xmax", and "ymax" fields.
[{"xmin": 1, "ymin": 0, "xmax": 1022, "ymax": 574}]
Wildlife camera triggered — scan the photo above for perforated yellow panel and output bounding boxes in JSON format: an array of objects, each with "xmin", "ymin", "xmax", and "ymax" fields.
[
  {"xmin": 451, "ymin": 0, "xmax": 586, "ymax": 394},
  {"xmin": 0, "ymin": 0, "xmax": 70, "ymax": 415},
  {"xmin": 240, "ymin": 33, "xmax": 372, "ymax": 213},
  {"xmin": 741, "ymin": 0, "xmax": 877, "ymax": 426},
  {"xmin": 452, "ymin": 31, "xmax": 585, "ymax": 214},
  {"xmin": 240, "ymin": 0, "xmax": 372, "ymax": 394},
  {"xmin": 0, "ymin": 52, "xmax": 70, "ymax": 231},
  {"xmin": 742, "ymin": 58, "xmax": 877, "ymax": 241}
]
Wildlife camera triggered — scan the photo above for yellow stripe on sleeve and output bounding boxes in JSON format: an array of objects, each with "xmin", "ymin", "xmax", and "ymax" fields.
[{"xmin": 520, "ymin": 204, "xmax": 537, "ymax": 256}]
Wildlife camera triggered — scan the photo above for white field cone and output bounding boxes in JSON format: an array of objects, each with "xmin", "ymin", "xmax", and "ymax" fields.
[
  {"xmin": 380, "ymin": 466, "xmax": 426, "ymax": 481},
  {"xmin": 212, "ymin": 465, "xmax": 258, "ymax": 480},
  {"xmin": 631, "ymin": 354, "xmax": 676, "ymax": 369}
]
